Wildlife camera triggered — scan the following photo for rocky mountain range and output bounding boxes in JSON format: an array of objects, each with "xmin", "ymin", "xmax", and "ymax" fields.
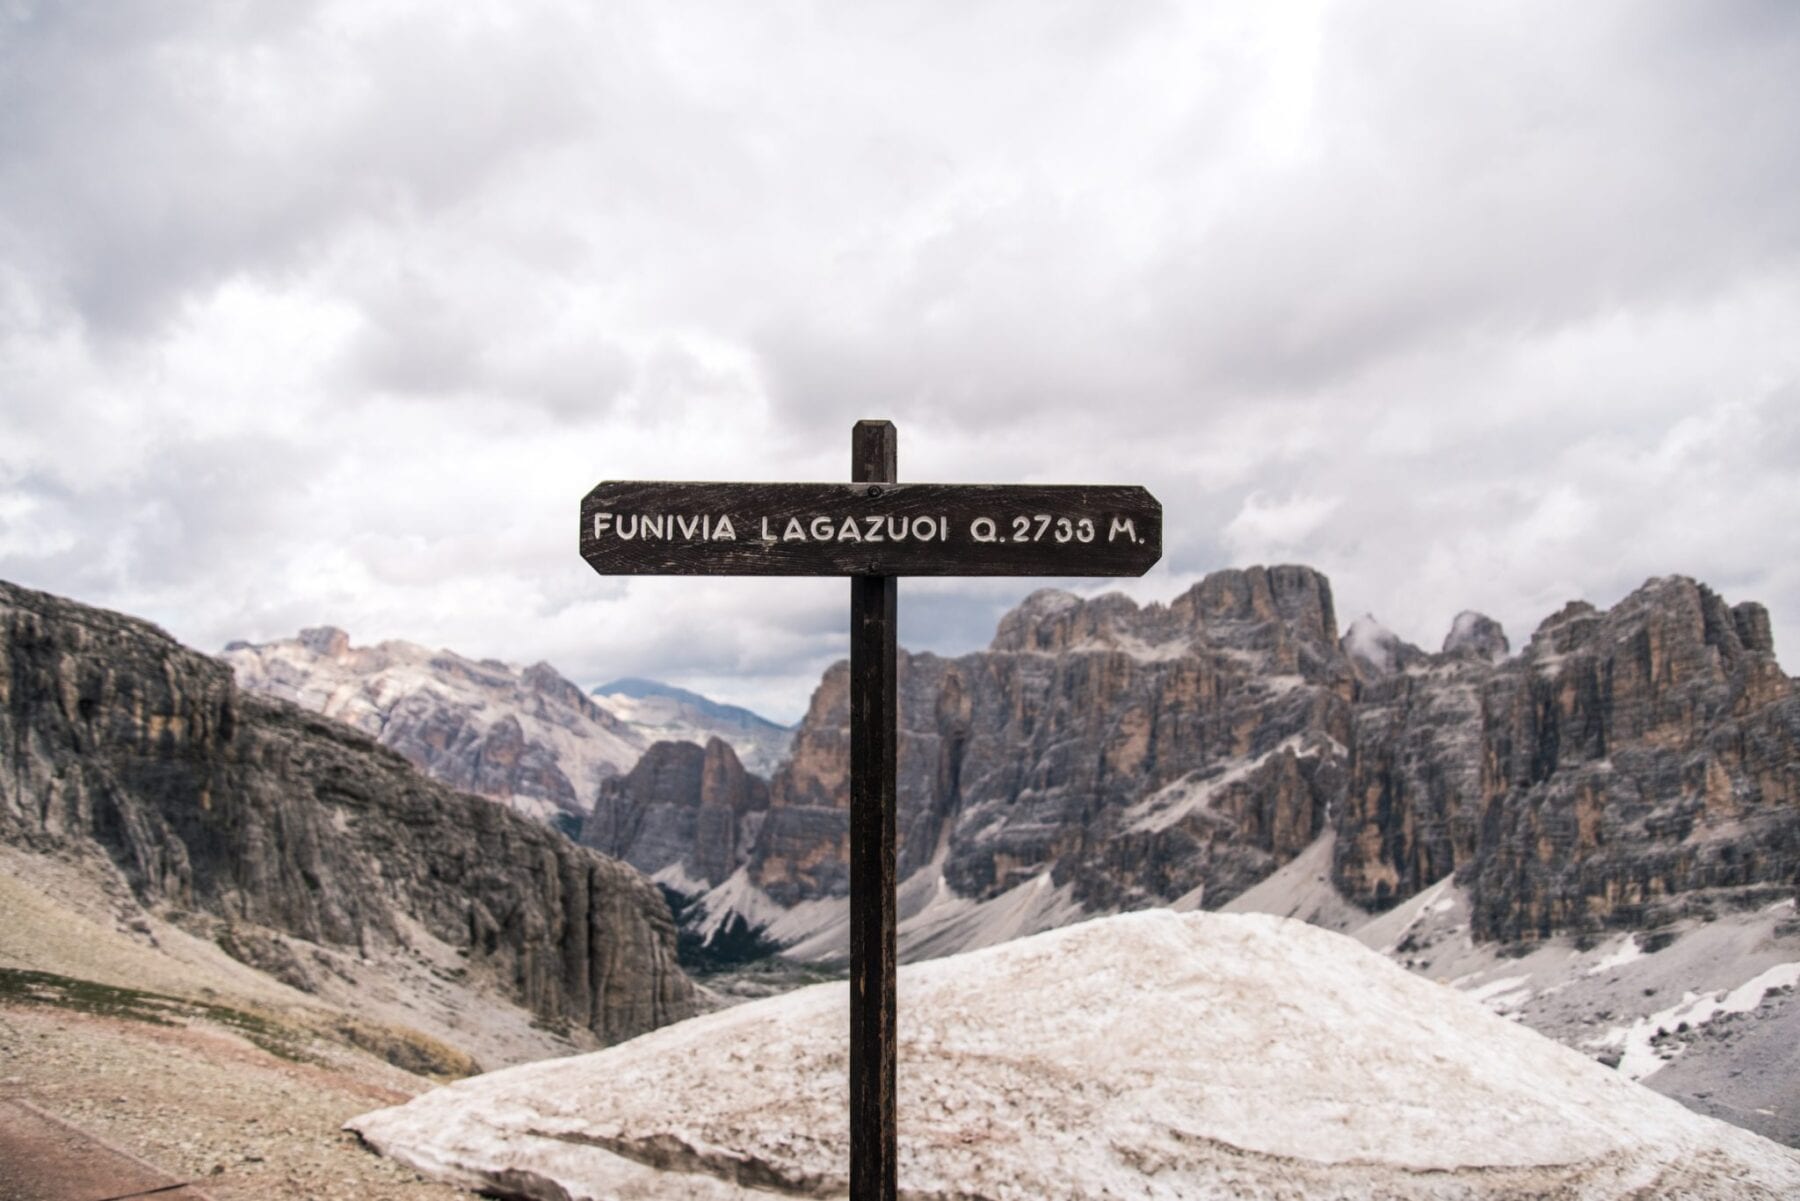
[
  {"xmin": 666, "ymin": 567, "xmax": 1796, "ymax": 957},
  {"xmin": 591, "ymin": 677, "xmax": 793, "ymax": 777},
  {"xmin": 1, "ymin": 580, "xmax": 695, "ymax": 1061},
  {"xmin": 34, "ymin": 564, "xmax": 1792, "ymax": 1145},
  {"xmin": 583, "ymin": 565, "xmax": 1798, "ymax": 1142},
  {"xmin": 221, "ymin": 629, "xmax": 791, "ymax": 831},
  {"xmin": 219, "ymin": 569, "xmax": 1792, "ymax": 1036}
]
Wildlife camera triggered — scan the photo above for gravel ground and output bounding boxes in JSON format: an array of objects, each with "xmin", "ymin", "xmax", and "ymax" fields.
[
  {"xmin": 0, "ymin": 847, "xmax": 496, "ymax": 1201},
  {"xmin": 0, "ymin": 1000, "xmax": 476, "ymax": 1201}
]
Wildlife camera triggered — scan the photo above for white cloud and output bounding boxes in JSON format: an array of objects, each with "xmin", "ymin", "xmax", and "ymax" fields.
[
  {"xmin": 1223, "ymin": 491, "xmax": 1343, "ymax": 559},
  {"xmin": 3, "ymin": 0, "xmax": 1799, "ymax": 724}
]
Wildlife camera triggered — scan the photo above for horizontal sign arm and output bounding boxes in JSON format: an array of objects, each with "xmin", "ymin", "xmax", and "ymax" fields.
[{"xmin": 579, "ymin": 481, "xmax": 1162, "ymax": 577}]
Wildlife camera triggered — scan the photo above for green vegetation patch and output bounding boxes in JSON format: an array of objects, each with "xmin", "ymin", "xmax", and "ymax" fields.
[{"xmin": 0, "ymin": 966, "xmax": 314, "ymax": 1063}]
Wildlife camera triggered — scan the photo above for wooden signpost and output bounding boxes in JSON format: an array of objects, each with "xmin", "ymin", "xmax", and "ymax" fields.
[{"xmin": 579, "ymin": 420, "xmax": 1161, "ymax": 1201}]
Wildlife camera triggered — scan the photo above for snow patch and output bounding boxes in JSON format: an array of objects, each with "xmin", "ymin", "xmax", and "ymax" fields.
[
  {"xmin": 1594, "ymin": 961, "xmax": 1800, "ymax": 1081},
  {"xmin": 650, "ymin": 860, "xmax": 709, "ymax": 898},
  {"xmin": 1355, "ymin": 875, "xmax": 1460, "ymax": 955},
  {"xmin": 1124, "ymin": 735, "xmax": 1308, "ymax": 833},
  {"xmin": 349, "ymin": 911, "xmax": 1800, "ymax": 1200},
  {"xmin": 1585, "ymin": 934, "xmax": 1644, "ymax": 976},
  {"xmin": 1466, "ymin": 975, "xmax": 1534, "ymax": 1012},
  {"xmin": 1067, "ymin": 632, "xmax": 1194, "ymax": 662},
  {"xmin": 689, "ymin": 868, "xmax": 794, "ymax": 947},
  {"xmin": 767, "ymin": 863, "xmax": 1093, "ymax": 966}
]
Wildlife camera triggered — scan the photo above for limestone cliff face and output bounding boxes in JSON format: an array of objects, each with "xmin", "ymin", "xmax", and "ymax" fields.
[
  {"xmin": 732, "ymin": 569, "xmax": 1797, "ymax": 950},
  {"xmin": 1324, "ymin": 578, "xmax": 1800, "ymax": 941},
  {"xmin": 225, "ymin": 634, "xmax": 793, "ymax": 830},
  {"xmin": 1454, "ymin": 579, "xmax": 1797, "ymax": 941},
  {"xmin": 0, "ymin": 581, "xmax": 695, "ymax": 1045},
  {"xmin": 758, "ymin": 566, "xmax": 1357, "ymax": 912},
  {"xmin": 222, "ymin": 630, "xmax": 650, "ymax": 828},
  {"xmin": 579, "ymin": 737, "xmax": 769, "ymax": 890}
]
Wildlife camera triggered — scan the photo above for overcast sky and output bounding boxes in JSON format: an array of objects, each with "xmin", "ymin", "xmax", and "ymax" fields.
[{"xmin": 3, "ymin": 1, "xmax": 1798, "ymax": 723}]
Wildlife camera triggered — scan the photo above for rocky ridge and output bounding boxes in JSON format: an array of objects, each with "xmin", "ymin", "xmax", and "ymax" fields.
[
  {"xmin": 749, "ymin": 567, "xmax": 1354, "ymax": 921},
  {"xmin": 221, "ymin": 629, "xmax": 646, "ymax": 829},
  {"xmin": 681, "ymin": 567, "xmax": 1797, "ymax": 970},
  {"xmin": 2, "ymin": 580, "xmax": 695, "ymax": 1050},
  {"xmin": 1338, "ymin": 574, "xmax": 1799, "ymax": 942},
  {"xmin": 578, "ymin": 737, "xmax": 770, "ymax": 894},
  {"xmin": 223, "ymin": 631, "xmax": 791, "ymax": 829},
  {"xmin": 590, "ymin": 678, "xmax": 793, "ymax": 777}
]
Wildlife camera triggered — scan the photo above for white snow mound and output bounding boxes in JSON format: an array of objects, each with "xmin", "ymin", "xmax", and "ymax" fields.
[{"xmin": 348, "ymin": 911, "xmax": 1800, "ymax": 1200}]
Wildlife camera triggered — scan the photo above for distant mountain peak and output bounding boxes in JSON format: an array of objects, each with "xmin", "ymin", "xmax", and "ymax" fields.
[
  {"xmin": 1342, "ymin": 613, "xmax": 1424, "ymax": 679},
  {"xmin": 592, "ymin": 678, "xmax": 791, "ymax": 734},
  {"xmin": 1443, "ymin": 610, "xmax": 1509, "ymax": 663},
  {"xmin": 595, "ymin": 676, "xmax": 703, "ymax": 703},
  {"xmin": 588, "ymin": 677, "xmax": 793, "ymax": 778},
  {"xmin": 297, "ymin": 625, "xmax": 351, "ymax": 658},
  {"xmin": 222, "ymin": 631, "xmax": 641, "ymax": 826}
]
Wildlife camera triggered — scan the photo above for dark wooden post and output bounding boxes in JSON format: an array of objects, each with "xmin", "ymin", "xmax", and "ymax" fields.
[
  {"xmin": 579, "ymin": 422, "xmax": 1162, "ymax": 1199},
  {"xmin": 849, "ymin": 419, "xmax": 897, "ymax": 1201}
]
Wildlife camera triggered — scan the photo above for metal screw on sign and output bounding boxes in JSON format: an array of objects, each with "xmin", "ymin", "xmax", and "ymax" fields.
[{"xmin": 579, "ymin": 420, "xmax": 1162, "ymax": 1200}]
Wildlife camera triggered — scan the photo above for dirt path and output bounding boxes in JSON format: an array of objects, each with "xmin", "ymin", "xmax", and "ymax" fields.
[
  {"xmin": 0, "ymin": 1098, "xmax": 215, "ymax": 1201},
  {"xmin": 0, "ymin": 1003, "xmax": 474, "ymax": 1201}
]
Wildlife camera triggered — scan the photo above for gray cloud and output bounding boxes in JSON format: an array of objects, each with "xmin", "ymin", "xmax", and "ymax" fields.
[{"xmin": 2, "ymin": 0, "xmax": 1798, "ymax": 723}]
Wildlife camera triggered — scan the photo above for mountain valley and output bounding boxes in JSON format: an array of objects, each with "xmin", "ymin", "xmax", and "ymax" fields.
[
  {"xmin": 0, "ymin": 580, "xmax": 699, "ymax": 1198},
  {"xmin": 4, "ymin": 564, "xmax": 1797, "ymax": 1197}
]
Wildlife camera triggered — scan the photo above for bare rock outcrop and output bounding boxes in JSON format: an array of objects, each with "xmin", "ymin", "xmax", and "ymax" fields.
[
  {"xmin": 221, "ymin": 630, "xmax": 651, "ymax": 828},
  {"xmin": 754, "ymin": 566, "xmax": 1356, "ymax": 914},
  {"xmin": 1443, "ymin": 610, "xmax": 1509, "ymax": 663},
  {"xmin": 1336, "ymin": 576, "xmax": 1800, "ymax": 940},
  {"xmin": 712, "ymin": 569, "xmax": 1797, "ymax": 957},
  {"xmin": 1, "ymin": 580, "xmax": 695, "ymax": 1045},
  {"xmin": 579, "ymin": 737, "xmax": 769, "ymax": 889},
  {"xmin": 1464, "ymin": 578, "xmax": 1798, "ymax": 940}
]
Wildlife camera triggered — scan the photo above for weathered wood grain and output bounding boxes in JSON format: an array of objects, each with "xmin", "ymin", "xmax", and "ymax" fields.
[
  {"xmin": 848, "ymin": 421, "xmax": 898, "ymax": 1201},
  {"xmin": 578, "ymin": 481, "xmax": 1161, "ymax": 576}
]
